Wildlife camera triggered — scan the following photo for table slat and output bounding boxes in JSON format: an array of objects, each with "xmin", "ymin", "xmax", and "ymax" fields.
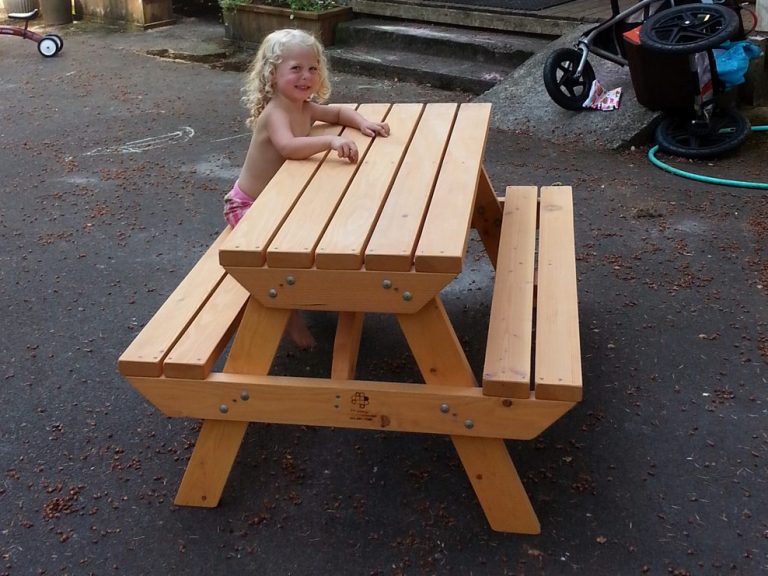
[
  {"xmin": 315, "ymin": 103, "xmax": 423, "ymax": 270},
  {"xmin": 415, "ymin": 103, "xmax": 491, "ymax": 273},
  {"xmin": 364, "ymin": 103, "xmax": 458, "ymax": 271},
  {"xmin": 266, "ymin": 103, "xmax": 392, "ymax": 269},
  {"xmin": 218, "ymin": 107, "xmax": 356, "ymax": 268}
]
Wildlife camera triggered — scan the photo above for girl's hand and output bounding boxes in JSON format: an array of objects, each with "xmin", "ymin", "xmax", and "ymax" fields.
[
  {"xmin": 359, "ymin": 121, "xmax": 390, "ymax": 138},
  {"xmin": 331, "ymin": 136, "xmax": 359, "ymax": 163}
]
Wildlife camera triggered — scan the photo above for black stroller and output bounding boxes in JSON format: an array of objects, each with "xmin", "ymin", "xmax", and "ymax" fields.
[{"xmin": 543, "ymin": 0, "xmax": 751, "ymax": 158}]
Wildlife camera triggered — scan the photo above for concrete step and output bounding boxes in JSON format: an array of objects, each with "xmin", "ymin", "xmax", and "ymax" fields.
[
  {"xmin": 327, "ymin": 18, "xmax": 554, "ymax": 94},
  {"xmin": 334, "ymin": 18, "xmax": 552, "ymax": 65},
  {"xmin": 351, "ymin": 0, "xmax": 585, "ymax": 36},
  {"xmin": 327, "ymin": 46, "xmax": 511, "ymax": 93}
]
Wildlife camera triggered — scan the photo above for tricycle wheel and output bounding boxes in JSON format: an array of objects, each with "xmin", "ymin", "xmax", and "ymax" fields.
[
  {"xmin": 639, "ymin": 4, "xmax": 738, "ymax": 54},
  {"xmin": 543, "ymin": 48, "xmax": 595, "ymax": 111},
  {"xmin": 48, "ymin": 34, "xmax": 64, "ymax": 51},
  {"xmin": 655, "ymin": 108, "xmax": 750, "ymax": 159},
  {"xmin": 37, "ymin": 36, "xmax": 59, "ymax": 57}
]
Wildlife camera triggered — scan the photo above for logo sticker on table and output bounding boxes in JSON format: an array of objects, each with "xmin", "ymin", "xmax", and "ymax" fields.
[{"xmin": 349, "ymin": 391, "xmax": 374, "ymax": 422}]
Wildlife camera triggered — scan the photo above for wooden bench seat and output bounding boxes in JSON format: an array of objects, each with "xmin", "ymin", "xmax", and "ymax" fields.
[
  {"xmin": 482, "ymin": 185, "xmax": 582, "ymax": 402},
  {"xmin": 118, "ymin": 227, "xmax": 250, "ymax": 381}
]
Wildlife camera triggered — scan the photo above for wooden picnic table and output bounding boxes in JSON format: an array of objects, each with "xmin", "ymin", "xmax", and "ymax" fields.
[{"xmin": 118, "ymin": 102, "xmax": 582, "ymax": 534}]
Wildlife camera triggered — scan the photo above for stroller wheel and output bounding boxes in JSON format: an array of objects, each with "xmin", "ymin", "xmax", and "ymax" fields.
[
  {"xmin": 640, "ymin": 4, "xmax": 738, "ymax": 54},
  {"xmin": 543, "ymin": 48, "xmax": 596, "ymax": 111},
  {"xmin": 655, "ymin": 108, "xmax": 750, "ymax": 159}
]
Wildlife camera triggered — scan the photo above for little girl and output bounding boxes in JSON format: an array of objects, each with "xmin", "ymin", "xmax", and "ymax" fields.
[{"xmin": 223, "ymin": 28, "xmax": 390, "ymax": 349}]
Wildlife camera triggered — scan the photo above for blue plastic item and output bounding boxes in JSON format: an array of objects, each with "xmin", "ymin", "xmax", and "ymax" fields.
[{"xmin": 713, "ymin": 41, "xmax": 763, "ymax": 89}]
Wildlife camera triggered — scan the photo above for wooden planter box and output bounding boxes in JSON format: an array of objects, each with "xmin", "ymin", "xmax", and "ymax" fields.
[
  {"xmin": 226, "ymin": 3, "xmax": 352, "ymax": 46},
  {"xmin": 77, "ymin": 0, "xmax": 175, "ymax": 28}
]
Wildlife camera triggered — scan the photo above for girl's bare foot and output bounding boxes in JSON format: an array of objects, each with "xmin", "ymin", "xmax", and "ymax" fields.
[{"xmin": 286, "ymin": 310, "xmax": 316, "ymax": 350}]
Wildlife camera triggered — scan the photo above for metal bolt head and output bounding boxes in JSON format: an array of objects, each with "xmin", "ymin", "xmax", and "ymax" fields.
[
  {"xmin": 286, "ymin": 276, "xmax": 295, "ymax": 286},
  {"xmin": 240, "ymin": 391, "xmax": 250, "ymax": 401},
  {"xmin": 439, "ymin": 403, "xmax": 450, "ymax": 414},
  {"xmin": 219, "ymin": 404, "xmax": 229, "ymax": 414},
  {"xmin": 268, "ymin": 288, "xmax": 277, "ymax": 298},
  {"xmin": 402, "ymin": 291, "xmax": 412, "ymax": 301},
  {"xmin": 382, "ymin": 280, "xmax": 392, "ymax": 289},
  {"xmin": 464, "ymin": 419, "xmax": 474, "ymax": 429}
]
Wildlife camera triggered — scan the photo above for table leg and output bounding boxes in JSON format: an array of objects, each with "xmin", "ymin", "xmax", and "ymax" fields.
[
  {"xmin": 174, "ymin": 420, "xmax": 249, "ymax": 507},
  {"xmin": 471, "ymin": 166, "xmax": 502, "ymax": 269},
  {"xmin": 396, "ymin": 298, "xmax": 475, "ymax": 388},
  {"xmin": 332, "ymin": 312, "xmax": 365, "ymax": 380},
  {"xmin": 174, "ymin": 297, "xmax": 290, "ymax": 507},
  {"xmin": 452, "ymin": 436, "xmax": 540, "ymax": 534},
  {"xmin": 397, "ymin": 297, "xmax": 540, "ymax": 534}
]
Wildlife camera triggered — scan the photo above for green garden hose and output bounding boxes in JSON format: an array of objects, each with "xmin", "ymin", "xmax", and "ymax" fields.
[{"xmin": 648, "ymin": 126, "xmax": 768, "ymax": 190}]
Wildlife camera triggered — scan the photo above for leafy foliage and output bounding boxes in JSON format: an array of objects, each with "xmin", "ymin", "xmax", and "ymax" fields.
[
  {"xmin": 219, "ymin": 0, "xmax": 339, "ymax": 11},
  {"xmin": 270, "ymin": 0, "xmax": 338, "ymax": 10},
  {"xmin": 219, "ymin": 0, "xmax": 249, "ymax": 12}
]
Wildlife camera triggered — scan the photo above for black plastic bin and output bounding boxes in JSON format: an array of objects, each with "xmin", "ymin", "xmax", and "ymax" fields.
[{"xmin": 623, "ymin": 25, "xmax": 695, "ymax": 111}]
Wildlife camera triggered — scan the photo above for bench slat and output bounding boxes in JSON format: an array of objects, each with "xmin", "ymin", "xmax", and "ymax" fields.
[
  {"xmin": 534, "ymin": 186, "xmax": 582, "ymax": 402},
  {"xmin": 315, "ymin": 103, "xmax": 422, "ymax": 270},
  {"xmin": 266, "ymin": 103, "xmax": 391, "ymax": 269},
  {"xmin": 482, "ymin": 186, "xmax": 538, "ymax": 398},
  {"xmin": 118, "ymin": 228, "xmax": 232, "ymax": 378},
  {"xmin": 364, "ymin": 103, "xmax": 458, "ymax": 272},
  {"xmin": 163, "ymin": 275, "xmax": 250, "ymax": 380}
]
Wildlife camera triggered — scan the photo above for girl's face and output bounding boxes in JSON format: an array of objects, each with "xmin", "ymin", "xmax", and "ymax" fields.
[{"xmin": 272, "ymin": 45, "xmax": 321, "ymax": 103}]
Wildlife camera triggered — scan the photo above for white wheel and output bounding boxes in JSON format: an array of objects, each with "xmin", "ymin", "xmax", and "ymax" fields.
[
  {"xmin": 48, "ymin": 34, "xmax": 63, "ymax": 51},
  {"xmin": 38, "ymin": 37, "xmax": 59, "ymax": 57}
]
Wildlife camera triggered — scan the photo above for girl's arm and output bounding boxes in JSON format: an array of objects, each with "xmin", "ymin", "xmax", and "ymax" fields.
[
  {"xmin": 266, "ymin": 106, "xmax": 358, "ymax": 162},
  {"xmin": 311, "ymin": 103, "xmax": 390, "ymax": 138}
]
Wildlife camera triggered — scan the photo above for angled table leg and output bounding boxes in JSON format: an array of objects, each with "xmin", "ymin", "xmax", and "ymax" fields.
[
  {"xmin": 332, "ymin": 312, "xmax": 365, "ymax": 380},
  {"xmin": 397, "ymin": 297, "xmax": 540, "ymax": 534},
  {"xmin": 471, "ymin": 165, "xmax": 503, "ymax": 270},
  {"xmin": 174, "ymin": 297, "xmax": 290, "ymax": 507},
  {"xmin": 174, "ymin": 419, "xmax": 249, "ymax": 507},
  {"xmin": 452, "ymin": 436, "xmax": 540, "ymax": 534}
]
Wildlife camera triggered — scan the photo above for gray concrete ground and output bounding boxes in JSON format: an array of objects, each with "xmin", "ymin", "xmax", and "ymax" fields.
[{"xmin": 1, "ymin": 14, "xmax": 767, "ymax": 576}]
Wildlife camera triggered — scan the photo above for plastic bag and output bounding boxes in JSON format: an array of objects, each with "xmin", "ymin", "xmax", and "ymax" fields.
[
  {"xmin": 714, "ymin": 40, "xmax": 763, "ymax": 89},
  {"xmin": 582, "ymin": 80, "xmax": 623, "ymax": 111}
]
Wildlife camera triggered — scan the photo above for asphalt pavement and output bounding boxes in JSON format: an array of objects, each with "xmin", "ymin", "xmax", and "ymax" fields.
[{"xmin": 1, "ymin": 14, "xmax": 767, "ymax": 576}]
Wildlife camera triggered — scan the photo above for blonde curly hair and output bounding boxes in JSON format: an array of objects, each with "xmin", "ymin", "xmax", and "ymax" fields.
[{"xmin": 242, "ymin": 29, "xmax": 331, "ymax": 128}]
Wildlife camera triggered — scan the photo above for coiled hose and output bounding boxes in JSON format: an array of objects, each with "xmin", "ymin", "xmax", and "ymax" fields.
[{"xmin": 648, "ymin": 125, "xmax": 768, "ymax": 190}]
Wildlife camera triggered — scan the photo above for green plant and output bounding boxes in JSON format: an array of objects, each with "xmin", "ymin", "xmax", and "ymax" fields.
[
  {"xmin": 264, "ymin": 0, "xmax": 339, "ymax": 11},
  {"xmin": 219, "ymin": 0, "xmax": 341, "ymax": 14},
  {"xmin": 219, "ymin": 0, "xmax": 250, "ymax": 12}
]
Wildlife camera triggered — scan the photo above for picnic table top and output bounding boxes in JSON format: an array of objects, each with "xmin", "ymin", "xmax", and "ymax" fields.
[{"xmin": 219, "ymin": 102, "xmax": 492, "ymax": 278}]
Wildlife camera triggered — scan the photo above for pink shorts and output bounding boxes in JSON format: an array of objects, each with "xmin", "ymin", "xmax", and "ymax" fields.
[{"xmin": 223, "ymin": 181, "xmax": 254, "ymax": 228}]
